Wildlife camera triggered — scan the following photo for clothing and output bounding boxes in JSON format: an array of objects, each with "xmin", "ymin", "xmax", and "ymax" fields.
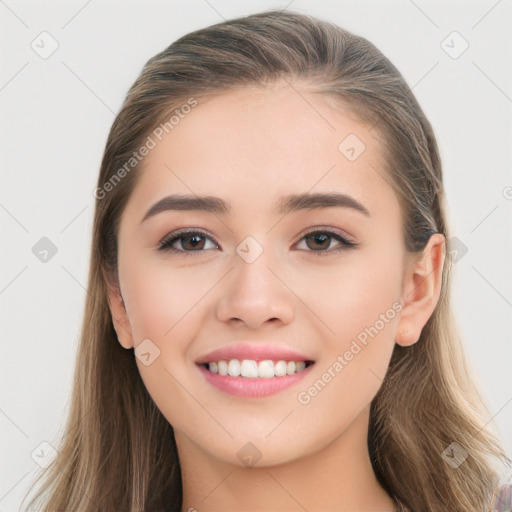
[{"xmin": 490, "ymin": 474, "xmax": 512, "ymax": 512}]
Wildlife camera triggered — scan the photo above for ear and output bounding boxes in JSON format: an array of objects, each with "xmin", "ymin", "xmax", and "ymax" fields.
[
  {"xmin": 106, "ymin": 275, "xmax": 134, "ymax": 350},
  {"xmin": 395, "ymin": 233, "xmax": 446, "ymax": 347}
]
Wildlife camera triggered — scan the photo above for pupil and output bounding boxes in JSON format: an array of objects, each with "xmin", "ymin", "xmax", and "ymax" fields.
[
  {"xmin": 307, "ymin": 233, "xmax": 330, "ymax": 250},
  {"xmin": 183, "ymin": 235, "xmax": 204, "ymax": 250}
]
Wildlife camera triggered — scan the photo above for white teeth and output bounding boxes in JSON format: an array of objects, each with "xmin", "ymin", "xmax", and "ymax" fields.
[
  {"xmin": 206, "ymin": 358, "xmax": 311, "ymax": 377},
  {"xmin": 218, "ymin": 360, "xmax": 228, "ymax": 376},
  {"xmin": 240, "ymin": 359, "xmax": 258, "ymax": 378},
  {"xmin": 258, "ymin": 360, "xmax": 275, "ymax": 378},
  {"xmin": 274, "ymin": 360, "xmax": 287, "ymax": 377},
  {"xmin": 286, "ymin": 361, "xmax": 296, "ymax": 375},
  {"xmin": 228, "ymin": 359, "xmax": 241, "ymax": 377},
  {"xmin": 295, "ymin": 361, "xmax": 306, "ymax": 372}
]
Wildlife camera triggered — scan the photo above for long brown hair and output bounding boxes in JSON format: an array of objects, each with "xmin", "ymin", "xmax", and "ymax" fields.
[{"xmin": 22, "ymin": 9, "xmax": 509, "ymax": 511}]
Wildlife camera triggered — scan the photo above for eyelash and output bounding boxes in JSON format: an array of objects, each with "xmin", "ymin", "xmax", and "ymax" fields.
[{"xmin": 158, "ymin": 228, "xmax": 357, "ymax": 256}]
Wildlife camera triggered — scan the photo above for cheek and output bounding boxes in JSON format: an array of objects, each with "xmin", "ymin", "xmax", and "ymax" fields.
[
  {"xmin": 121, "ymin": 258, "xmax": 213, "ymax": 345},
  {"xmin": 300, "ymin": 248, "xmax": 402, "ymax": 408},
  {"xmin": 295, "ymin": 262, "xmax": 400, "ymax": 430},
  {"xmin": 119, "ymin": 262, "xmax": 213, "ymax": 429},
  {"xmin": 303, "ymin": 249, "xmax": 403, "ymax": 347}
]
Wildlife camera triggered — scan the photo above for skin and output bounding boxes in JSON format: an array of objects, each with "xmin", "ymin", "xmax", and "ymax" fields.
[{"xmin": 107, "ymin": 79, "xmax": 445, "ymax": 512}]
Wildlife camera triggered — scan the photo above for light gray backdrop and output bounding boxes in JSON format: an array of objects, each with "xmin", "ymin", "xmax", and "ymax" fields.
[{"xmin": 1, "ymin": 0, "xmax": 511, "ymax": 509}]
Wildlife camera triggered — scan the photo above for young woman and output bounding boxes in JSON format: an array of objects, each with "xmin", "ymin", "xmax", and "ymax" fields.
[{"xmin": 22, "ymin": 9, "xmax": 511, "ymax": 512}]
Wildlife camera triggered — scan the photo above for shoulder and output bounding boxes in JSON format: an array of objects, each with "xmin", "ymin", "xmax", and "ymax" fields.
[{"xmin": 491, "ymin": 473, "xmax": 512, "ymax": 511}]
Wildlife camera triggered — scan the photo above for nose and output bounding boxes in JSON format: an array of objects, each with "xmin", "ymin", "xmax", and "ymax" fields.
[{"xmin": 215, "ymin": 248, "xmax": 295, "ymax": 330}]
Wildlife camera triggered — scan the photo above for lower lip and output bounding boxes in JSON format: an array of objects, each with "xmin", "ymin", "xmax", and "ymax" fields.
[{"xmin": 196, "ymin": 364, "xmax": 314, "ymax": 397}]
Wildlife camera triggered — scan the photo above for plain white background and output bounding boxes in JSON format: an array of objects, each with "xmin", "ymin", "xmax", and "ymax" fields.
[{"xmin": 1, "ymin": 0, "xmax": 511, "ymax": 509}]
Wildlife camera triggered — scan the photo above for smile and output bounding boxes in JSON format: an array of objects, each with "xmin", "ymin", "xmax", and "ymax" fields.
[
  {"xmin": 196, "ymin": 359, "xmax": 315, "ymax": 398},
  {"xmin": 200, "ymin": 359, "xmax": 314, "ymax": 378}
]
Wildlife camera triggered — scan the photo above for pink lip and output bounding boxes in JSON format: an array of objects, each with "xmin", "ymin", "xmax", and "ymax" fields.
[
  {"xmin": 195, "ymin": 343, "xmax": 314, "ymax": 364},
  {"xmin": 196, "ymin": 364, "xmax": 314, "ymax": 397}
]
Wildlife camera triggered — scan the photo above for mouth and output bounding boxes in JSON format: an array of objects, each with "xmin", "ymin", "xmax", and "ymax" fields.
[
  {"xmin": 196, "ymin": 361, "xmax": 315, "ymax": 397},
  {"xmin": 197, "ymin": 359, "xmax": 315, "ymax": 378},
  {"xmin": 194, "ymin": 344, "xmax": 316, "ymax": 397}
]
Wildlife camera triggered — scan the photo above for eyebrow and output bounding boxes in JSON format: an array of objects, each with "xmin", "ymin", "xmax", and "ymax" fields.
[{"xmin": 140, "ymin": 192, "xmax": 370, "ymax": 223}]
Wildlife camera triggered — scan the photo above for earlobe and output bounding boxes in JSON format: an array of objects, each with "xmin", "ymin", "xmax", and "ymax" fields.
[
  {"xmin": 395, "ymin": 233, "xmax": 446, "ymax": 347},
  {"xmin": 106, "ymin": 279, "xmax": 134, "ymax": 350}
]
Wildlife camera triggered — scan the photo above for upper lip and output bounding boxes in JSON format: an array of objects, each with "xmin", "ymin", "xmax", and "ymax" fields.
[{"xmin": 195, "ymin": 344, "xmax": 315, "ymax": 364}]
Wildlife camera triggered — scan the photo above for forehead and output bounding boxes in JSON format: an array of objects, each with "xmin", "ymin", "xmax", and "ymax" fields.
[{"xmin": 122, "ymin": 81, "xmax": 399, "ymax": 224}]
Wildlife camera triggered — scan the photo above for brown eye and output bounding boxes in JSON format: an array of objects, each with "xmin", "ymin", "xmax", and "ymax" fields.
[
  {"xmin": 159, "ymin": 230, "xmax": 218, "ymax": 253},
  {"xmin": 179, "ymin": 234, "xmax": 206, "ymax": 250},
  {"xmin": 297, "ymin": 229, "xmax": 357, "ymax": 255},
  {"xmin": 158, "ymin": 228, "xmax": 357, "ymax": 256},
  {"xmin": 304, "ymin": 232, "xmax": 332, "ymax": 251}
]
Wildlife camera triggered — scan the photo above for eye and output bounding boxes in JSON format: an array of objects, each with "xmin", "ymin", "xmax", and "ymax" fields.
[
  {"xmin": 295, "ymin": 228, "xmax": 357, "ymax": 255},
  {"xmin": 158, "ymin": 230, "xmax": 218, "ymax": 254},
  {"xmin": 158, "ymin": 227, "xmax": 357, "ymax": 256}
]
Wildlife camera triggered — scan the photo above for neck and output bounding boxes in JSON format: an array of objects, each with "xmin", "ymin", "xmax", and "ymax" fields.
[{"xmin": 176, "ymin": 405, "xmax": 397, "ymax": 512}]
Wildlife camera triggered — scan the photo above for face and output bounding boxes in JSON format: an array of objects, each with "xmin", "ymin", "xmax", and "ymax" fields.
[{"xmin": 109, "ymin": 80, "xmax": 430, "ymax": 467}]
